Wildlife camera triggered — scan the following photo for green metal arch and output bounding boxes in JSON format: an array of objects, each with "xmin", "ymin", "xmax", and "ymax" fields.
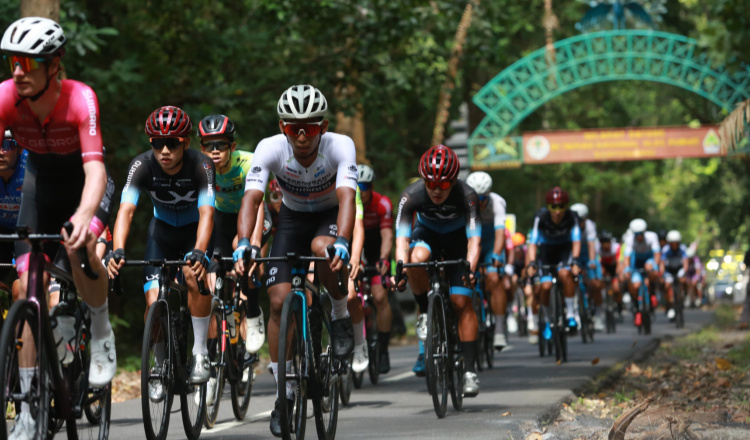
[{"xmin": 468, "ymin": 30, "xmax": 750, "ymax": 165}]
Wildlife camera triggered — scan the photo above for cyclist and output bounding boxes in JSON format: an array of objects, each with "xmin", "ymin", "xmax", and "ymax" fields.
[
  {"xmin": 657, "ymin": 229, "xmax": 668, "ymax": 251},
  {"xmin": 0, "ymin": 130, "xmax": 25, "ymax": 302},
  {"xmin": 348, "ymin": 186, "xmax": 368, "ymax": 373},
  {"xmin": 510, "ymin": 232, "xmax": 530, "ymax": 336},
  {"xmin": 570, "ymin": 203, "xmax": 603, "ymax": 331},
  {"xmin": 106, "ymin": 106, "xmax": 216, "ymax": 401},
  {"xmin": 197, "ymin": 114, "xmax": 269, "ymax": 356},
  {"xmin": 661, "ymin": 230, "xmax": 687, "ymax": 321},
  {"xmin": 394, "ymin": 145, "xmax": 482, "ymax": 397},
  {"xmin": 685, "ymin": 249, "xmax": 705, "ymax": 307},
  {"xmin": 597, "ymin": 230, "xmax": 622, "ymax": 314},
  {"xmin": 234, "ymin": 84, "xmax": 357, "ymax": 436},
  {"xmin": 622, "ymin": 218, "xmax": 661, "ymax": 327},
  {"xmin": 465, "ymin": 171, "xmax": 514, "ymax": 350},
  {"xmin": 526, "ymin": 187, "xmax": 582, "ymax": 339},
  {"xmin": 1, "ymin": 17, "xmax": 117, "ymax": 438},
  {"xmin": 357, "ymin": 164, "xmax": 395, "ymax": 373}
]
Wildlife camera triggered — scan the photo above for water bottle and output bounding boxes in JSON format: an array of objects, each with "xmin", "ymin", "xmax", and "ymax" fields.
[
  {"xmin": 229, "ymin": 311, "xmax": 239, "ymax": 344},
  {"xmin": 52, "ymin": 315, "xmax": 76, "ymax": 365}
]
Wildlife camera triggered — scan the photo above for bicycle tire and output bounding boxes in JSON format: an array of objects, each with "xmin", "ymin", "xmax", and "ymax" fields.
[
  {"xmin": 605, "ymin": 289, "xmax": 616, "ymax": 334},
  {"xmin": 0, "ymin": 300, "xmax": 51, "ymax": 439},
  {"xmin": 278, "ymin": 293, "xmax": 307, "ymax": 440},
  {"xmin": 578, "ymin": 285, "xmax": 590, "ymax": 344},
  {"xmin": 641, "ymin": 284, "xmax": 652, "ymax": 335},
  {"xmin": 674, "ymin": 283, "xmax": 684, "ymax": 328},
  {"xmin": 472, "ymin": 293, "xmax": 484, "ymax": 372},
  {"xmin": 484, "ymin": 325, "xmax": 494, "ymax": 370},
  {"xmin": 367, "ymin": 305, "xmax": 380, "ymax": 385},
  {"xmin": 352, "ymin": 370, "xmax": 363, "ymax": 389},
  {"xmin": 204, "ymin": 302, "xmax": 225, "ymax": 429},
  {"xmin": 449, "ymin": 348, "xmax": 464, "ymax": 411},
  {"xmin": 71, "ymin": 313, "xmax": 111, "ymax": 440},
  {"xmin": 537, "ymin": 311, "xmax": 546, "ymax": 357},
  {"xmin": 141, "ymin": 300, "xmax": 173, "ymax": 440},
  {"xmin": 425, "ymin": 293, "xmax": 448, "ymax": 418},
  {"xmin": 230, "ymin": 299, "xmax": 253, "ymax": 420},
  {"xmin": 312, "ymin": 300, "xmax": 339, "ymax": 440},
  {"xmin": 551, "ymin": 285, "xmax": 567, "ymax": 363},
  {"xmin": 516, "ymin": 288, "xmax": 528, "ymax": 337},
  {"xmin": 179, "ymin": 309, "xmax": 206, "ymax": 440},
  {"xmin": 339, "ymin": 364, "xmax": 353, "ymax": 406}
]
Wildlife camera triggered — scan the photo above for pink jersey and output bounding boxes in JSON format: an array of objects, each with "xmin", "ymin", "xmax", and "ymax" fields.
[{"xmin": 0, "ymin": 79, "xmax": 103, "ymax": 164}]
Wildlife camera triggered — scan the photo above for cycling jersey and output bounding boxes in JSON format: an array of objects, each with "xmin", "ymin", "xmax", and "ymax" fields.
[
  {"xmin": 356, "ymin": 186, "xmax": 364, "ymax": 220},
  {"xmin": 0, "ymin": 79, "xmax": 103, "ymax": 173},
  {"xmin": 623, "ymin": 231, "xmax": 660, "ymax": 269},
  {"xmin": 662, "ymin": 244, "xmax": 687, "ymax": 273},
  {"xmin": 395, "ymin": 180, "xmax": 481, "ymax": 239},
  {"xmin": 120, "ymin": 148, "xmax": 215, "ymax": 227},
  {"xmin": 597, "ymin": 239, "xmax": 620, "ymax": 267},
  {"xmin": 528, "ymin": 208, "xmax": 581, "ymax": 246},
  {"xmin": 478, "ymin": 192, "xmax": 506, "ymax": 229},
  {"xmin": 362, "ymin": 191, "xmax": 393, "ymax": 231},
  {"xmin": 215, "ymin": 149, "xmax": 253, "ymax": 213},
  {"xmin": 578, "ymin": 219, "xmax": 598, "ymax": 257},
  {"xmin": 244, "ymin": 132, "xmax": 358, "ymax": 212},
  {"xmin": 0, "ymin": 150, "xmax": 26, "ymax": 230}
]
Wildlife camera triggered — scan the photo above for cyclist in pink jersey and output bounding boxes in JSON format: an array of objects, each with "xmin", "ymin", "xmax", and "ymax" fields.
[{"xmin": 1, "ymin": 18, "xmax": 115, "ymax": 439}]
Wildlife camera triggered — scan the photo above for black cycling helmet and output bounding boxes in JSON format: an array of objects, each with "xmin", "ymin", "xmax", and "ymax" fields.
[
  {"xmin": 657, "ymin": 229, "xmax": 668, "ymax": 241},
  {"xmin": 598, "ymin": 229, "xmax": 614, "ymax": 243},
  {"xmin": 197, "ymin": 114, "xmax": 236, "ymax": 141}
]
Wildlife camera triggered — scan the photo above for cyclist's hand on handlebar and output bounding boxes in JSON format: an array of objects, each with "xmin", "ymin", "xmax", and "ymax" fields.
[
  {"xmin": 504, "ymin": 264, "xmax": 515, "ymax": 277},
  {"xmin": 570, "ymin": 261, "xmax": 581, "ymax": 276},
  {"xmin": 394, "ymin": 269, "xmax": 408, "ymax": 292},
  {"xmin": 325, "ymin": 237, "xmax": 350, "ymax": 273},
  {"xmin": 233, "ymin": 238, "xmax": 260, "ymax": 275},
  {"xmin": 64, "ymin": 212, "xmax": 93, "ymax": 250},
  {"xmin": 186, "ymin": 249, "xmax": 210, "ymax": 281},
  {"xmin": 349, "ymin": 262, "xmax": 362, "ymax": 280},
  {"xmin": 463, "ymin": 271, "xmax": 477, "ymax": 288},
  {"xmin": 526, "ymin": 261, "xmax": 538, "ymax": 277},
  {"xmin": 376, "ymin": 258, "xmax": 390, "ymax": 276},
  {"xmin": 105, "ymin": 248, "xmax": 126, "ymax": 278}
]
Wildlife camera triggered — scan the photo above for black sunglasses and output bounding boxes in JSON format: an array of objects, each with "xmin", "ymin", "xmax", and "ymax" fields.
[
  {"xmin": 150, "ymin": 137, "xmax": 186, "ymax": 150},
  {"xmin": 201, "ymin": 141, "xmax": 231, "ymax": 152},
  {"xmin": 1, "ymin": 138, "xmax": 17, "ymax": 153}
]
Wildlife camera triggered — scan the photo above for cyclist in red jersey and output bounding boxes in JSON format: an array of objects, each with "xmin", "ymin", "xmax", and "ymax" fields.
[
  {"xmin": 1, "ymin": 17, "xmax": 115, "ymax": 439},
  {"xmin": 357, "ymin": 164, "xmax": 394, "ymax": 373}
]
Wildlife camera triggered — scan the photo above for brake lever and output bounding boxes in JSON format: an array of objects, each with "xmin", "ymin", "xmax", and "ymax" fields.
[{"xmin": 63, "ymin": 221, "xmax": 99, "ymax": 280}]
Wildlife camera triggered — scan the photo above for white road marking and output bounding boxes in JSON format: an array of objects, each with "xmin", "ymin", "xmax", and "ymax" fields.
[
  {"xmin": 210, "ymin": 409, "xmax": 273, "ymax": 433},
  {"xmin": 383, "ymin": 371, "xmax": 416, "ymax": 382}
]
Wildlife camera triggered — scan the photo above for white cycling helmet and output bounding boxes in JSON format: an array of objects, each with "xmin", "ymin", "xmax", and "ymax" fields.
[
  {"xmin": 277, "ymin": 85, "xmax": 328, "ymax": 120},
  {"xmin": 666, "ymin": 230, "xmax": 682, "ymax": 243},
  {"xmin": 466, "ymin": 171, "xmax": 493, "ymax": 195},
  {"xmin": 570, "ymin": 203, "xmax": 589, "ymax": 219},
  {"xmin": 1, "ymin": 17, "xmax": 66, "ymax": 57},
  {"xmin": 629, "ymin": 218, "xmax": 647, "ymax": 234},
  {"xmin": 4, "ymin": 130, "xmax": 11, "ymax": 139},
  {"xmin": 358, "ymin": 164, "xmax": 374, "ymax": 183}
]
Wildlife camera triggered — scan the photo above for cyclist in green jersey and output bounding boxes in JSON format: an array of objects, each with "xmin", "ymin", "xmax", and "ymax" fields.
[{"xmin": 198, "ymin": 115, "xmax": 267, "ymax": 363}]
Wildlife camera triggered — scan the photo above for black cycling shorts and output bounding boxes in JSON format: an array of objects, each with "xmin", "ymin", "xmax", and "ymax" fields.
[
  {"xmin": 212, "ymin": 204, "xmax": 273, "ymax": 262},
  {"xmin": 410, "ymin": 224, "xmax": 472, "ymax": 296},
  {"xmin": 0, "ymin": 226, "xmax": 16, "ymax": 286},
  {"xmin": 15, "ymin": 156, "xmax": 114, "ymax": 273},
  {"xmin": 142, "ymin": 218, "xmax": 214, "ymax": 293},
  {"xmin": 265, "ymin": 204, "xmax": 337, "ymax": 288},
  {"xmin": 363, "ymin": 228, "xmax": 382, "ymax": 276}
]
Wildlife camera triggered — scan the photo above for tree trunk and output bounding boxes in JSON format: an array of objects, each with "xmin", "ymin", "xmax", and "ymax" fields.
[
  {"xmin": 336, "ymin": 104, "xmax": 368, "ymax": 164},
  {"xmin": 431, "ymin": 0, "xmax": 479, "ymax": 147},
  {"xmin": 21, "ymin": 0, "xmax": 60, "ymax": 21}
]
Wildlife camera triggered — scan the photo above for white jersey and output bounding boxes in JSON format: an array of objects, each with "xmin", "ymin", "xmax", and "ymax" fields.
[
  {"xmin": 478, "ymin": 192, "xmax": 506, "ymax": 229},
  {"xmin": 245, "ymin": 132, "xmax": 358, "ymax": 212},
  {"xmin": 581, "ymin": 218, "xmax": 597, "ymax": 243},
  {"xmin": 622, "ymin": 230, "xmax": 660, "ymax": 258}
]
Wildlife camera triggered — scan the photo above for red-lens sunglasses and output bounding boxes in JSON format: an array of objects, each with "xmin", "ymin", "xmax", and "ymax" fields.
[
  {"xmin": 282, "ymin": 121, "xmax": 323, "ymax": 138},
  {"xmin": 424, "ymin": 179, "xmax": 453, "ymax": 190}
]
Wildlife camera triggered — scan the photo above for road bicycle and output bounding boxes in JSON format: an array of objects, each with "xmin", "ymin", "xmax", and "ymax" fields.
[
  {"xmin": 114, "ymin": 259, "xmax": 209, "ymax": 440},
  {"xmin": 396, "ymin": 258, "xmax": 470, "ymax": 419},
  {"xmin": 535, "ymin": 264, "xmax": 568, "ymax": 363},
  {"xmin": 204, "ymin": 256, "xmax": 257, "ymax": 427},
  {"xmin": 576, "ymin": 276, "xmax": 595, "ymax": 344},
  {"xmin": 472, "ymin": 263, "xmax": 494, "ymax": 371},
  {"xmin": 255, "ymin": 247, "xmax": 347, "ymax": 440},
  {"xmin": 0, "ymin": 223, "xmax": 110, "ymax": 440},
  {"xmin": 351, "ymin": 266, "xmax": 384, "ymax": 389},
  {"xmin": 602, "ymin": 274, "xmax": 617, "ymax": 334}
]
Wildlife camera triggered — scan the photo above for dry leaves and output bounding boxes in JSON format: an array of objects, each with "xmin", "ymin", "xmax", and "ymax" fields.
[
  {"xmin": 524, "ymin": 432, "xmax": 543, "ymax": 440},
  {"xmin": 715, "ymin": 357, "xmax": 732, "ymax": 371},
  {"xmin": 591, "ymin": 357, "xmax": 600, "ymax": 365}
]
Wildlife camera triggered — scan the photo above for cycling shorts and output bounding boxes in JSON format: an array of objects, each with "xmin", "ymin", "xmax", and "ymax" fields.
[
  {"xmin": 265, "ymin": 204, "xmax": 338, "ymax": 288},
  {"xmin": 15, "ymin": 162, "xmax": 114, "ymax": 273},
  {"xmin": 601, "ymin": 262, "xmax": 617, "ymax": 277},
  {"xmin": 363, "ymin": 229, "xmax": 387, "ymax": 284},
  {"xmin": 142, "ymin": 218, "xmax": 214, "ymax": 293},
  {"xmin": 629, "ymin": 258, "xmax": 655, "ymax": 284},
  {"xmin": 584, "ymin": 259, "xmax": 602, "ymax": 281},
  {"xmin": 538, "ymin": 243, "xmax": 572, "ymax": 283},
  {"xmin": 0, "ymin": 226, "xmax": 16, "ymax": 287},
  {"xmin": 410, "ymin": 224, "xmax": 471, "ymax": 297}
]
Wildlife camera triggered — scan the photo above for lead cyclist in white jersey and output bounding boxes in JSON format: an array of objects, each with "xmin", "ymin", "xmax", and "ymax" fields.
[{"xmin": 234, "ymin": 84, "xmax": 358, "ymax": 437}]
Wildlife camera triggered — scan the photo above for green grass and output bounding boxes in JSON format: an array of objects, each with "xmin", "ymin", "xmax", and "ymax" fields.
[
  {"xmin": 715, "ymin": 304, "xmax": 736, "ymax": 329},
  {"xmin": 727, "ymin": 333, "xmax": 750, "ymax": 369},
  {"xmin": 670, "ymin": 325, "xmax": 720, "ymax": 359},
  {"xmin": 614, "ymin": 388, "xmax": 635, "ymax": 404}
]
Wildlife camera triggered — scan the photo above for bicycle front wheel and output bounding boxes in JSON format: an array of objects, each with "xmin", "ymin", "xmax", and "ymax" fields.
[
  {"xmin": 278, "ymin": 293, "xmax": 307, "ymax": 440},
  {"xmin": 231, "ymin": 299, "xmax": 254, "ymax": 420},
  {"xmin": 204, "ymin": 301, "xmax": 225, "ymax": 429},
  {"xmin": 425, "ymin": 293, "xmax": 448, "ymax": 418},
  {"xmin": 366, "ymin": 305, "xmax": 380, "ymax": 385},
  {"xmin": 551, "ymin": 286, "xmax": 566, "ymax": 363},
  {"xmin": 312, "ymin": 299, "xmax": 339, "ymax": 440},
  {"xmin": 674, "ymin": 284, "xmax": 684, "ymax": 329},
  {"xmin": 141, "ymin": 300, "xmax": 173, "ymax": 440},
  {"xmin": 0, "ymin": 300, "xmax": 51, "ymax": 439},
  {"xmin": 180, "ymin": 312, "xmax": 206, "ymax": 440}
]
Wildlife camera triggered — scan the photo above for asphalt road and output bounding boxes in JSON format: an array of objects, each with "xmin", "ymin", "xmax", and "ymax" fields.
[{"xmin": 106, "ymin": 309, "xmax": 714, "ymax": 439}]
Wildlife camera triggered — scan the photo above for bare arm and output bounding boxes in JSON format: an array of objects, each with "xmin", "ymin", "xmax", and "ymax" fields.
[
  {"xmin": 69, "ymin": 161, "xmax": 107, "ymax": 248},
  {"xmin": 235, "ymin": 189, "xmax": 264, "ymax": 274},
  {"xmin": 379, "ymin": 227, "xmax": 393, "ymax": 260},
  {"xmin": 107, "ymin": 202, "xmax": 136, "ymax": 277}
]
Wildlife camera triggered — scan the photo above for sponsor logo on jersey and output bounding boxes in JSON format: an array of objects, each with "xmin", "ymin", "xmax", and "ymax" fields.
[
  {"xmin": 251, "ymin": 166, "xmax": 262, "ymax": 174},
  {"xmin": 82, "ymin": 89, "xmax": 97, "ymax": 136},
  {"xmin": 395, "ymin": 196, "xmax": 407, "ymax": 226},
  {"xmin": 149, "ymin": 190, "xmax": 198, "ymax": 205},
  {"xmin": 348, "ymin": 165, "xmax": 357, "ymax": 173},
  {"xmin": 123, "ymin": 160, "xmax": 142, "ymax": 192},
  {"xmin": 269, "ymin": 267, "xmax": 278, "ymax": 276}
]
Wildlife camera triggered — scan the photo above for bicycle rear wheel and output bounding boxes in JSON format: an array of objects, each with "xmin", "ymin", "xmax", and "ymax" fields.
[
  {"xmin": 0, "ymin": 300, "xmax": 51, "ymax": 439},
  {"xmin": 141, "ymin": 300, "xmax": 173, "ymax": 440},
  {"xmin": 674, "ymin": 284, "xmax": 684, "ymax": 329},
  {"xmin": 230, "ymin": 300, "xmax": 254, "ymax": 420},
  {"xmin": 425, "ymin": 293, "xmax": 448, "ymax": 418},
  {"xmin": 516, "ymin": 288, "xmax": 528, "ymax": 337},
  {"xmin": 366, "ymin": 305, "xmax": 380, "ymax": 385},
  {"xmin": 278, "ymin": 294, "xmax": 307, "ymax": 440},
  {"xmin": 484, "ymin": 311, "xmax": 495, "ymax": 369},
  {"xmin": 204, "ymin": 302, "xmax": 225, "ymax": 429},
  {"xmin": 605, "ymin": 288, "xmax": 616, "ymax": 334},
  {"xmin": 179, "ymin": 311, "xmax": 206, "ymax": 440},
  {"xmin": 72, "ymin": 315, "xmax": 111, "ymax": 440}
]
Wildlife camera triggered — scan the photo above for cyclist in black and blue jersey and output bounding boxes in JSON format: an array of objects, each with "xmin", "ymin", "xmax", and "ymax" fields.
[
  {"xmin": 526, "ymin": 187, "xmax": 581, "ymax": 340},
  {"xmin": 0, "ymin": 130, "xmax": 25, "ymax": 296},
  {"xmin": 660, "ymin": 230, "xmax": 688, "ymax": 321},
  {"xmin": 106, "ymin": 106, "xmax": 216, "ymax": 402},
  {"xmin": 394, "ymin": 145, "xmax": 482, "ymax": 397}
]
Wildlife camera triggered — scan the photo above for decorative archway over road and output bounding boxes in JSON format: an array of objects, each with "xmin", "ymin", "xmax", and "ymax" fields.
[{"xmin": 469, "ymin": 30, "xmax": 750, "ymax": 168}]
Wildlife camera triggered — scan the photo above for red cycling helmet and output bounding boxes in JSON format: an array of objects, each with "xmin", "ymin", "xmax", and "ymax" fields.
[
  {"xmin": 419, "ymin": 145, "xmax": 460, "ymax": 181},
  {"xmin": 198, "ymin": 114, "xmax": 236, "ymax": 140},
  {"xmin": 145, "ymin": 106, "xmax": 192, "ymax": 138},
  {"xmin": 545, "ymin": 186, "xmax": 569, "ymax": 205},
  {"xmin": 269, "ymin": 178, "xmax": 281, "ymax": 193}
]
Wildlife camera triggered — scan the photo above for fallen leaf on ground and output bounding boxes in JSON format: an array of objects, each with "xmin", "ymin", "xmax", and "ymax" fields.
[
  {"xmin": 591, "ymin": 357, "xmax": 600, "ymax": 365},
  {"xmin": 714, "ymin": 377, "xmax": 730, "ymax": 388},
  {"xmin": 502, "ymin": 411, "xmax": 511, "ymax": 417},
  {"xmin": 524, "ymin": 432, "xmax": 543, "ymax": 440},
  {"xmin": 716, "ymin": 358, "xmax": 732, "ymax": 371}
]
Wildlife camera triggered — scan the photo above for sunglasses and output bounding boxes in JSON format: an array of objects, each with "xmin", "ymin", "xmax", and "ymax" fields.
[
  {"xmin": 201, "ymin": 141, "xmax": 230, "ymax": 152},
  {"xmin": 282, "ymin": 120, "xmax": 324, "ymax": 138},
  {"xmin": 548, "ymin": 203, "xmax": 567, "ymax": 212},
  {"xmin": 357, "ymin": 183, "xmax": 372, "ymax": 192},
  {"xmin": 5, "ymin": 55, "xmax": 47, "ymax": 74},
  {"xmin": 150, "ymin": 137, "xmax": 186, "ymax": 150},
  {"xmin": 1, "ymin": 138, "xmax": 17, "ymax": 153},
  {"xmin": 424, "ymin": 179, "xmax": 453, "ymax": 190},
  {"xmin": 478, "ymin": 194, "xmax": 488, "ymax": 202}
]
